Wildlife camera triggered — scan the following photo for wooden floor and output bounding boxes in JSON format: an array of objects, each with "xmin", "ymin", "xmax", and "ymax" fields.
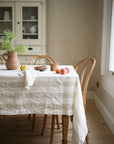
[
  {"xmin": 86, "ymin": 100, "xmax": 114, "ymax": 144},
  {"xmin": 0, "ymin": 100, "xmax": 114, "ymax": 144}
]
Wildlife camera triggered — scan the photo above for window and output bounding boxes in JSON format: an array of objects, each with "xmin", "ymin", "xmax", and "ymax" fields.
[
  {"xmin": 101, "ymin": 0, "xmax": 113, "ymax": 75},
  {"xmin": 109, "ymin": 0, "xmax": 114, "ymax": 72},
  {"xmin": 101, "ymin": 0, "xmax": 114, "ymax": 96}
]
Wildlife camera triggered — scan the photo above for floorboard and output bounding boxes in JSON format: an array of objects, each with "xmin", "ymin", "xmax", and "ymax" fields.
[{"xmin": 0, "ymin": 100, "xmax": 113, "ymax": 144}]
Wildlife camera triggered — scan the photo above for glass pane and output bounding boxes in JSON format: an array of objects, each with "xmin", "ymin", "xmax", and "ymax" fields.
[
  {"xmin": 0, "ymin": 7, "xmax": 12, "ymax": 39},
  {"xmin": 22, "ymin": 7, "xmax": 38, "ymax": 39}
]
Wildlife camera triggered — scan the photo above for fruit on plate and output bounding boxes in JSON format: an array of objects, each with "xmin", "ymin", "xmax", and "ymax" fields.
[
  {"xmin": 34, "ymin": 65, "xmax": 47, "ymax": 71},
  {"xmin": 65, "ymin": 67, "xmax": 70, "ymax": 73},
  {"xmin": 20, "ymin": 65, "xmax": 29, "ymax": 71},
  {"xmin": 61, "ymin": 68, "xmax": 67, "ymax": 75},
  {"xmin": 56, "ymin": 67, "xmax": 61, "ymax": 74}
]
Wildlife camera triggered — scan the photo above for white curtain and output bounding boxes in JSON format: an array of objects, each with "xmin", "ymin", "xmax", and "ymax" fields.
[{"xmin": 109, "ymin": 0, "xmax": 114, "ymax": 72}]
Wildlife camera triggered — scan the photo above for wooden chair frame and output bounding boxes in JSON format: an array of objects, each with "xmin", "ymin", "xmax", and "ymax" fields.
[
  {"xmin": 0, "ymin": 56, "xmax": 3, "ymax": 64},
  {"xmin": 75, "ymin": 57, "xmax": 96, "ymax": 111},
  {"xmin": 74, "ymin": 57, "xmax": 96, "ymax": 144},
  {"xmin": 29, "ymin": 55, "xmax": 57, "ymax": 65}
]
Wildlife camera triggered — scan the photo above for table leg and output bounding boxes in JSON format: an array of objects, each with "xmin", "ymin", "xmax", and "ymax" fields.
[
  {"xmin": 50, "ymin": 115, "xmax": 56, "ymax": 144},
  {"xmin": 62, "ymin": 115, "xmax": 69, "ymax": 144},
  {"xmin": 28, "ymin": 114, "xmax": 31, "ymax": 120}
]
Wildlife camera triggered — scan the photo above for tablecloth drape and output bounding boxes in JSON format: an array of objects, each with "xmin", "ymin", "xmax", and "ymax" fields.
[{"xmin": 0, "ymin": 65, "xmax": 88, "ymax": 144}]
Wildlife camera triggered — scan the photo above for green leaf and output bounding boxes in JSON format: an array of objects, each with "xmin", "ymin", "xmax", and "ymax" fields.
[
  {"xmin": 0, "ymin": 30, "xmax": 27, "ymax": 54},
  {"xmin": 0, "ymin": 41, "xmax": 13, "ymax": 51},
  {"xmin": 4, "ymin": 30, "xmax": 15, "ymax": 43},
  {"xmin": 15, "ymin": 44, "xmax": 27, "ymax": 54}
]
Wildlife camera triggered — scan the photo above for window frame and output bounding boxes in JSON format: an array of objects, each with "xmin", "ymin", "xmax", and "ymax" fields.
[
  {"xmin": 101, "ymin": 0, "xmax": 112, "ymax": 76},
  {"xmin": 101, "ymin": 0, "xmax": 114, "ymax": 97}
]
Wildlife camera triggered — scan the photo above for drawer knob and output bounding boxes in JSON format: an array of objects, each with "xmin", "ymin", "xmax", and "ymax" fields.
[{"xmin": 28, "ymin": 47, "xmax": 33, "ymax": 50}]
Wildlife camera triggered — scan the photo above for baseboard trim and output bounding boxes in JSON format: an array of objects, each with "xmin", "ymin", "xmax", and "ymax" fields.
[{"xmin": 94, "ymin": 94, "xmax": 114, "ymax": 134}]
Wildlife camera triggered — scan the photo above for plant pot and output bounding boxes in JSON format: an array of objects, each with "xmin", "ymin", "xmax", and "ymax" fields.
[{"xmin": 3, "ymin": 51, "xmax": 20, "ymax": 70}]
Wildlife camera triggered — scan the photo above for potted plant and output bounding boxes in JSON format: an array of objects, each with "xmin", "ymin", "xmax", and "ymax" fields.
[{"xmin": 0, "ymin": 30, "xmax": 27, "ymax": 70}]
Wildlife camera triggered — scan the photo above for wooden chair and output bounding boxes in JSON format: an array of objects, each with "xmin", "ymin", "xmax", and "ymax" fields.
[
  {"xmin": 0, "ymin": 56, "xmax": 3, "ymax": 64},
  {"xmin": 29, "ymin": 55, "xmax": 57, "ymax": 65},
  {"xmin": 75, "ymin": 57, "xmax": 96, "ymax": 111},
  {"xmin": 50, "ymin": 57, "xmax": 96, "ymax": 144},
  {"xmin": 28, "ymin": 55, "xmax": 60, "ymax": 134},
  {"xmin": 75, "ymin": 57, "xmax": 96, "ymax": 144}
]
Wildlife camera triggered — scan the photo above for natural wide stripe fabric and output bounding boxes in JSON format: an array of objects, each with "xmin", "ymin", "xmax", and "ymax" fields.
[{"xmin": 0, "ymin": 65, "xmax": 88, "ymax": 144}]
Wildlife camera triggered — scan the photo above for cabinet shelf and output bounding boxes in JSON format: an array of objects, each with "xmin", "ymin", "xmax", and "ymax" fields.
[
  {"xmin": 0, "ymin": 34, "xmax": 5, "ymax": 36},
  {"xmin": 23, "ymin": 33, "xmax": 38, "ymax": 35},
  {"xmin": 23, "ymin": 20, "xmax": 38, "ymax": 22},
  {"xmin": 0, "ymin": 20, "xmax": 12, "ymax": 22}
]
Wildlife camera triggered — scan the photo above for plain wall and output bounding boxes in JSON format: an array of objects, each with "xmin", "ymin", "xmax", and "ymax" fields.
[
  {"xmin": 47, "ymin": 0, "xmax": 98, "ymax": 66},
  {"xmin": 47, "ymin": 0, "xmax": 99, "ymax": 91}
]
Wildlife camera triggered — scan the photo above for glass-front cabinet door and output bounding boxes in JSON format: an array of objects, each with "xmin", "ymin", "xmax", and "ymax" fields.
[
  {"xmin": 16, "ymin": 2, "xmax": 41, "ymax": 45},
  {"xmin": 22, "ymin": 7, "xmax": 38, "ymax": 39},
  {"xmin": 0, "ymin": 0, "xmax": 46, "ymax": 55},
  {"xmin": 0, "ymin": 3, "xmax": 14, "ymax": 40}
]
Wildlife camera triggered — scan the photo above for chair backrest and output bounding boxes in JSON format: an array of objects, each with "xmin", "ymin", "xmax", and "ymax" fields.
[
  {"xmin": 75, "ymin": 57, "xmax": 96, "ymax": 110},
  {"xmin": 29, "ymin": 55, "xmax": 57, "ymax": 65},
  {"xmin": 0, "ymin": 56, "xmax": 3, "ymax": 65}
]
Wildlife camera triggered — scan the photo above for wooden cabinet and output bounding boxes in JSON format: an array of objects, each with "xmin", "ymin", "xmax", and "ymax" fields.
[{"xmin": 0, "ymin": 0, "xmax": 47, "ymax": 55}]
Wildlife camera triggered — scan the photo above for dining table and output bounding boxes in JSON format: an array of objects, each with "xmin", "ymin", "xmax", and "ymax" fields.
[{"xmin": 0, "ymin": 65, "xmax": 88, "ymax": 144}]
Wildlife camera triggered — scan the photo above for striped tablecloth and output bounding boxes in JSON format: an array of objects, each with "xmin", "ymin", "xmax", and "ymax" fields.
[{"xmin": 0, "ymin": 65, "xmax": 88, "ymax": 144}]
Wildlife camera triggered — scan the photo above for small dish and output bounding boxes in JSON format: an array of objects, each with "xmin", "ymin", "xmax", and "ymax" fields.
[
  {"xmin": 34, "ymin": 65, "xmax": 47, "ymax": 71},
  {"xmin": 30, "ymin": 16, "xmax": 36, "ymax": 20}
]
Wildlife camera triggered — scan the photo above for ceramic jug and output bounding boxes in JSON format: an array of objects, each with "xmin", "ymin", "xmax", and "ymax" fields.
[
  {"xmin": 3, "ymin": 51, "xmax": 20, "ymax": 70},
  {"xmin": 30, "ymin": 25, "xmax": 37, "ymax": 33}
]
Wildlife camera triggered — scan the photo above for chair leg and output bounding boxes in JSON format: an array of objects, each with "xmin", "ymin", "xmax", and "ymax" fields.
[
  {"xmin": 41, "ymin": 114, "xmax": 47, "ymax": 135},
  {"xmin": 32, "ymin": 114, "xmax": 36, "ymax": 131},
  {"xmin": 56, "ymin": 115, "xmax": 60, "ymax": 129},
  {"xmin": 28, "ymin": 114, "xmax": 31, "ymax": 120},
  {"xmin": 70, "ymin": 115, "xmax": 73, "ymax": 122},
  {"xmin": 86, "ymin": 135, "xmax": 88, "ymax": 144},
  {"xmin": 50, "ymin": 115, "xmax": 56, "ymax": 144}
]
